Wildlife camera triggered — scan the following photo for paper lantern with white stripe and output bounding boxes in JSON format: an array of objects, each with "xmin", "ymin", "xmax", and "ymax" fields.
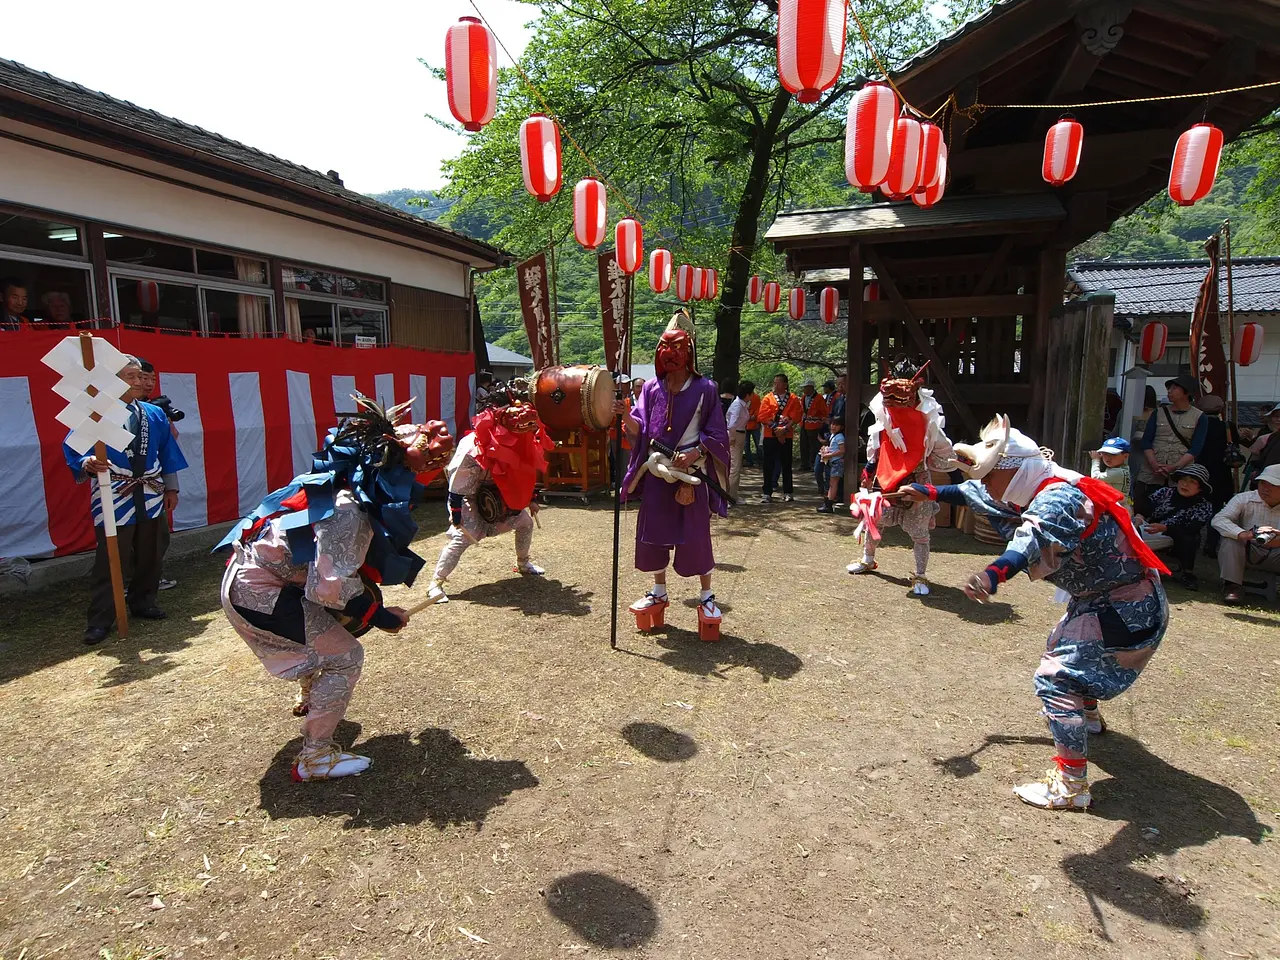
[
  {"xmin": 1042, "ymin": 117, "xmax": 1083, "ymax": 187},
  {"xmin": 880, "ymin": 116, "xmax": 924, "ymax": 200},
  {"xmin": 1233, "ymin": 322, "xmax": 1264, "ymax": 366},
  {"xmin": 788, "ymin": 288, "xmax": 806, "ymax": 321},
  {"xmin": 1169, "ymin": 123, "xmax": 1224, "ymax": 207},
  {"xmin": 863, "ymin": 281, "xmax": 880, "ymax": 302},
  {"xmin": 763, "ymin": 281, "xmax": 782, "ymax": 313},
  {"xmin": 845, "ymin": 82, "xmax": 898, "ymax": 191},
  {"xmin": 445, "ymin": 17, "xmax": 497, "ymax": 132},
  {"xmin": 748, "ymin": 275, "xmax": 764, "ymax": 304},
  {"xmin": 649, "ymin": 248, "xmax": 673, "ymax": 293},
  {"xmin": 820, "ymin": 286, "xmax": 840, "ymax": 325},
  {"xmin": 918, "ymin": 122, "xmax": 945, "ymax": 190},
  {"xmin": 777, "ymin": 0, "xmax": 847, "ymax": 105},
  {"xmin": 137, "ymin": 280, "xmax": 160, "ymax": 313},
  {"xmin": 1138, "ymin": 321, "xmax": 1168, "ymax": 366},
  {"xmin": 615, "ymin": 219, "xmax": 643, "ymax": 275},
  {"xmin": 692, "ymin": 267, "xmax": 707, "ymax": 301},
  {"xmin": 519, "ymin": 115, "xmax": 562, "ymax": 202},
  {"xmin": 573, "ymin": 179, "xmax": 607, "ymax": 250},
  {"xmin": 708, "ymin": 269, "xmax": 719, "ymax": 301},
  {"xmin": 676, "ymin": 264, "xmax": 696, "ymax": 302},
  {"xmin": 912, "ymin": 143, "xmax": 947, "ymax": 209}
]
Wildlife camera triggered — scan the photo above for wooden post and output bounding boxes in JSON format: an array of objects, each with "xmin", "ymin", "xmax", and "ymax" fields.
[
  {"xmin": 1223, "ymin": 221, "xmax": 1239, "ymax": 436},
  {"xmin": 1030, "ymin": 248, "xmax": 1067, "ymax": 438},
  {"xmin": 547, "ymin": 231, "xmax": 561, "ymax": 364},
  {"xmin": 847, "ymin": 242, "xmax": 864, "ymax": 484},
  {"xmin": 1075, "ymin": 292, "xmax": 1115, "ymax": 472},
  {"xmin": 79, "ymin": 332, "xmax": 129, "ymax": 638}
]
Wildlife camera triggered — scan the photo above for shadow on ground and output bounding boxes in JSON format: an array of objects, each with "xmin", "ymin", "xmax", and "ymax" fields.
[
  {"xmin": 544, "ymin": 871, "xmax": 658, "ymax": 948},
  {"xmin": 620, "ymin": 721, "xmax": 698, "ymax": 762},
  {"xmin": 619, "ymin": 627, "xmax": 802, "ymax": 682},
  {"xmin": 935, "ymin": 731, "xmax": 1268, "ymax": 931},
  {"xmin": 259, "ymin": 723, "xmax": 538, "ymax": 830},
  {"xmin": 449, "ymin": 578, "xmax": 593, "ymax": 617}
]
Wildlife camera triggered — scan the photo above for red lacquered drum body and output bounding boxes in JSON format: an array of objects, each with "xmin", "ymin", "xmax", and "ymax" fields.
[{"xmin": 530, "ymin": 365, "xmax": 613, "ymax": 432}]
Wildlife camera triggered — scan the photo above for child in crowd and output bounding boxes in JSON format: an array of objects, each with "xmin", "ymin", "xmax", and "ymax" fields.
[
  {"xmin": 815, "ymin": 417, "xmax": 846, "ymax": 514},
  {"xmin": 1090, "ymin": 437, "xmax": 1132, "ymax": 505},
  {"xmin": 1138, "ymin": 463, "xmax": 1215, "ymax": 590}
]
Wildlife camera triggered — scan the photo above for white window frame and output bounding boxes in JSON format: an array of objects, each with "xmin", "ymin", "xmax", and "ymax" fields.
[{"xmin": 109, "ymin": 268, "xmax": 276, "ymax": 336}]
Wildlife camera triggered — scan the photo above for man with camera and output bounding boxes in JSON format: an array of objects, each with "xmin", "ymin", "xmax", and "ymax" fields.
[
  {"xmin": 138, "ymin": 360, "xmax": 185, "ymax": 591},
  {"xmin": 63, "ymin": 356, "xmax": 188, "ymax": 644},
  {"xmin": 1212, "ymin": 464, "xmax": 1280, "ymax": 605}
]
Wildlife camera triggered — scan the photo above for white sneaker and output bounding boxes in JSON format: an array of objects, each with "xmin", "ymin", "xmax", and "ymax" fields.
[
  {"xmin": 910, "ymin": 574, "xmax": 931, "ymax": 596},
  {"xmin": 158, "ymin": 578, "xmax": 177, "ymax": 591},
  {"xmin": 629, "ymin": 590, "xmax": 669, "ymax": 612},
  {"xmin": 516, "ymin": 560, "xmax": 545, "ymax": 576},
  {"xmin": 759, "ymin": 495, "xmax": 774, "ymax": 503},
  {"xmin": 847, "ymin": 559, "xmax": 878, "ymax": 575},
  {"xmin": 783, "ymin": 495, "xmax": 795, "ymax": 503},
  {"xmin": 426, "ymin": 578, "xmax": 449, "ymax": 604},
  {"xmin": 1013, "ymin": 767, "xmax": 1092, "ymax": 810},
  {"xmin": 291, "ymin": 743, "xmax": 372, "ymax": 782}
]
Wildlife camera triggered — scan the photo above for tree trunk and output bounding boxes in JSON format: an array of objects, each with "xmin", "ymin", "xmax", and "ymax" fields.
[{"xmin": 712, "ymin": 89, "xmax": 792, "ymax": 386}]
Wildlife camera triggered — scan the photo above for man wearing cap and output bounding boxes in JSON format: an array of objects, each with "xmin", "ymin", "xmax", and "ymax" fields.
[
  {"xmin": 1211, "ymin": 463, "xmax": 1280, "ymax": 604},
  {"xmin": 1136, "ymin": 374, "xmax": 1208, "ymax": 515},
  {"xmin": 798, "ymin": 378, "xmax": 828, "ymax": 494},
  {"xmin": 1245, "ymin": 402, "xmax": 1280, "ymax": 487}
]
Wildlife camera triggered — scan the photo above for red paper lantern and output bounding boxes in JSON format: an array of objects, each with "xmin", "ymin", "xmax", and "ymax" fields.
[
  {"xmin": 880, "ymin": 116, "xmax": 924, "ymax": 200},
  {"xmin": 777, "ymin": 0, "xmax": 847, "ymax": 105},
  {"xmin": 1138, "ymin": 321, "xmax": 1168, "ymax": 365},
  {"xmin": 676, "ymin": 264, "xmax": 696, "ymax": 302},
  {"xmin": 1042, "ymin": 117, "xmax": 1083, "ymax": 187},
  {"xmin": 845, "ymin": 82, "xmax": 898, "ymax": 191},
  {"xmin": 748, "ymin": 275, "xmax": 764, "ymax": 304},
  {"xmin": 445, "ymin": 17, "xmax": 497, "ymax": 132},
  {"xmin": 615, "ymin": 219, "xmax": 643, "ymax": 275},
  {"xmin": 692, "ymin": 267, "xmax": 706, "ymax": 301},
  {"xmin": 912, "ymin": 143, "xmax": 948, "ymax": 209},
  {"xmin": 519, "ymin": 115, "xmax": 562, "ymax": 202},
  {"xmin": 649, "ymin": 248, "xmax": 673, "ymax": 293},
  {"xmin": 763, "ymin": 281, "xmax": 782, "ymax": 313},
  {"xmin": 918, "ymin": 122, "xmax": 945, "ymax": 190},
  {"xmin": 1169, "ymin": 123, "xmax": 1224, "ymax": 207},
  {"xmin": 863, "ymin": 281, "xmax": 880, "ymax": 302},
  {"xmin": 788, "ymin": 288, "xmax": 806, "ymax": 321},
  {"xmin": 708, "ymin": 268, "xmax": 719, "ymax": 301},
  {"xmin": 137, "ymin": 280, "xmax": 160, "ymax": 313},
  {"xmin": 820, "ymin": 286, "xmax": 840, "ymax": 325},
  {"xmin": 1234, "ymin": 321, "xmax": 1264, "ymax": 366},
  {"xmin": 573, "ymin": 178, "xmax": 607, "ymax": 250}
]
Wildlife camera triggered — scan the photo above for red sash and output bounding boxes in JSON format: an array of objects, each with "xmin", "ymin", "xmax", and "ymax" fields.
[
  {"xmin": 875, "ymin": 406, "xmax": 927, "ymax": 493},
  {"xmin": 1033, "ymin": 476, "xmax": 1171, "ymax": 576}
]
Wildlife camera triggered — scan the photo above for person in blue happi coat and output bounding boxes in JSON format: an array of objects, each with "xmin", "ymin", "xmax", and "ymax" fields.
[{"xmin": 63, "ymin": 354, "xmax": 188, "ymax": 645}]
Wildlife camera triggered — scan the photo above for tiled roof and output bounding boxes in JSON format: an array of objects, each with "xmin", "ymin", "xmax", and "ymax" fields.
[
  {"xmin": 890, "ymin": 0, "xmax": 1034, "ymax": 82},
  {"xmin": 1069, "ymin": 258, "xmax": 1280, "ymax": 316},
  {"xmin": 484, "ymin": 342, "xmax": 533, "ymax": 366},
  {"xmin": 0, "ymin": 57, "xmax": 506, "ymax": 264},
  {"xmin": 767, "ymin": 194, "xmax": 1064, "ymax": 244}
]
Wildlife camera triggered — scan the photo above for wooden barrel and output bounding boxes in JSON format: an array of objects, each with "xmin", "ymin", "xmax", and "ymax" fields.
[{"xmin": 973, "ymin": 513, "xmax": 1006, "ymax": 546}]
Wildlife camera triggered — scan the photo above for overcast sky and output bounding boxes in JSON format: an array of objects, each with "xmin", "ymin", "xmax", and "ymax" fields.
[{"xmin": 2, "ymin": 0, "xmax": 532, "ymax": 195}]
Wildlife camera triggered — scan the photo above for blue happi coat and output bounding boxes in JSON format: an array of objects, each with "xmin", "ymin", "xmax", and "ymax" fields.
[{"xmin": 63, "ymin": 400, "xmax": 188, "ymax": 527}]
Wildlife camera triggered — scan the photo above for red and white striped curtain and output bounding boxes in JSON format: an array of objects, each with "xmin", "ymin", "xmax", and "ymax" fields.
[{"xmin": 1, "ymin": 328, "xmax": 474, "ymax": 558}]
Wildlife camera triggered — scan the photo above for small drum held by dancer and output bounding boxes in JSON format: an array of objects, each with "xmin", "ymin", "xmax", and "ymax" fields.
[{"xmin": 529, "ymin": 364, "xmax": 614, "ymax": 432}]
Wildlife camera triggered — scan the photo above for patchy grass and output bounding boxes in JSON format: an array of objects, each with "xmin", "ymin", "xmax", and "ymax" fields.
[{"xmin": 1, "ymin": 479, "xmax": 1278, "ymax": 959}]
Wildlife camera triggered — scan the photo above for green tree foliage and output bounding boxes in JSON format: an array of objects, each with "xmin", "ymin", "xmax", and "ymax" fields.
[{"xmin": 434, "ymin": 0, "xmax": 959, "ymax": 382}]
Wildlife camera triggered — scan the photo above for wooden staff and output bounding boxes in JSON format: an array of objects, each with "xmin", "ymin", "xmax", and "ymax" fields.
[
  {"xmin": 79, "ymin": 332, "xmax": 129, "ymax": 638},
  {"xmin": 1223, "ymin": 220, "xmax": 1241, "ymax": 490}
]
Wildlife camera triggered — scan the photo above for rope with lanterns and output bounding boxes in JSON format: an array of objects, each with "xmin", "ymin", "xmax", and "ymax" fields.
[{"xmin": 444, "ymin": 0, "xmax": 1279, "ymax": 337}]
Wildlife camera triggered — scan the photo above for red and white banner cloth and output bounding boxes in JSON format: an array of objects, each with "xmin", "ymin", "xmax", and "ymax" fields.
[{"xmin": 2, "ymin": 328, "xmax": 474, "ymax": 558}]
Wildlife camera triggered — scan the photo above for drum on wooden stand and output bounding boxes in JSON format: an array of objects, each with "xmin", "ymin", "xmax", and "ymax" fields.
[{"xmin": 529, "ymin": 365, "xmax": 614, "ymax": 432}]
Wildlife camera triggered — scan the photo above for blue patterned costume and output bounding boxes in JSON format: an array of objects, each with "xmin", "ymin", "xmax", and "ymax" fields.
[{"xmin": 925, "ymin": 478, "xmax": 1168, "ymax": 754}]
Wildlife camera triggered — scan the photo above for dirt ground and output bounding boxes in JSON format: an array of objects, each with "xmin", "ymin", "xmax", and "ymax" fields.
[{"xmin": 1, "ymin": 469, "xmax": 1277, "ymax": 960}]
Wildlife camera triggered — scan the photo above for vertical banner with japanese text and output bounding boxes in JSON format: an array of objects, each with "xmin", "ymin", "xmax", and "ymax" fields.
[
  {"xmin": 1191, "ymin": 236, "xmax": 1229, "ymax": 399},
  {"xmin": 598, "ymin": 250, "xmax": 633, "ymax": 374},
  {"xmin": 517, "ymin": 253, "xmax": 555, "ymax": 369}
]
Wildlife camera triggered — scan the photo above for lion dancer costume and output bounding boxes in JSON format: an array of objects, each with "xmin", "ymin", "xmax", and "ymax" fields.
[
  {"xmin": 847, "ymin": 358, "xmax": 957, "ymax": 596},
  {"xmin": 907, "ymin": 417, "xmax": 1170, "ymax": 810},
  {"xmin": 217, "ymin": 398, "xmax": 452, "ymax": 781},
  {"xmin": 622, "ymin": 312, "xmax": 730, "ymax": 639},
  {"xmin": 426, "ymin": 388, "xmax": 553, "ymax": 603}
]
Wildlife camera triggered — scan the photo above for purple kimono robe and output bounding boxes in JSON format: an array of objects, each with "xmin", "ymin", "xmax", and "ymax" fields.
[{"xmin": 622, "ymin": 373, "xmax": 730, "ymax": 577}]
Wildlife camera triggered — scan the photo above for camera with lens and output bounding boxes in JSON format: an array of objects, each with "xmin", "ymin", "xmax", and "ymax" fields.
[{"xmin": 151, "ymin": 394, "xmax": 186, "ymax": 423}]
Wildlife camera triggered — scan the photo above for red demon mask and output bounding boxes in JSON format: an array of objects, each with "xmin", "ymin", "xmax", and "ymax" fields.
[
  {"xmin": 657, "ymin": 330, "xmax": 693, "ymax": 375},
  {"xmin": 498, "ymin": 400, "xmax": 542, "ymax": 434},
  {"xmin": 394, "ymin": 421, "xmax": 453, "ymax": 473}
]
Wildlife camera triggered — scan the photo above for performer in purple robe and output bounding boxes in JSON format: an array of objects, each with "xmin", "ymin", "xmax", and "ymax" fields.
[{"xmin": 619, "ymin": 311, "xmax": 731, "ymax": 628}]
